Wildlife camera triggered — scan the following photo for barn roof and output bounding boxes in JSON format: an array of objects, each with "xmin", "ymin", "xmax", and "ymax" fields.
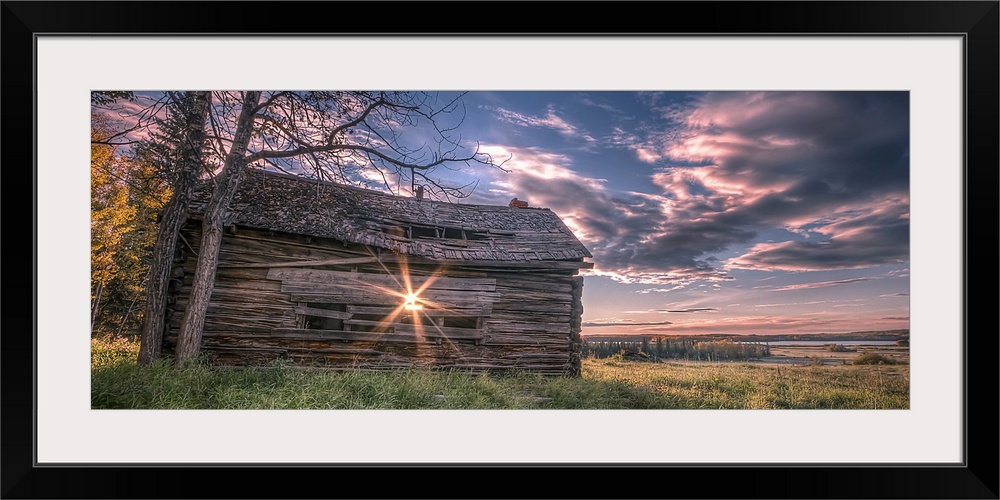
[{"xmin": 188, "ymin": 169, "xmax": 593, "ymax": 263}]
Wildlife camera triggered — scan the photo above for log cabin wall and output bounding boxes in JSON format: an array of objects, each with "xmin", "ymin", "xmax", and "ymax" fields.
[
  {"xmin": 164, "ymin": 222, "xmax": 586, "ymax": 375},
  {"xmin": 166, "ymin": 169, "xmax": 593, "ymax": 375}
]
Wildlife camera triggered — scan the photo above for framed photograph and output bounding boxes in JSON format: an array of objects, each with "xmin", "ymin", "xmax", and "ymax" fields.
[{"xmin": 6, "ymin": 1, "xmax": 996, "ymax": 498}]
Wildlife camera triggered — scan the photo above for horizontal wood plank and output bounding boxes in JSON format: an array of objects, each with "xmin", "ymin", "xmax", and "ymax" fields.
[
  {"xmin": 486, "ymin": 321, "xmax": 571, "ymax": 334},
  {"xmin": 288, "ymin": 293, "xmax": 493, "ymax": 310},
  {"xmin": 219, "ymin": 256, "xmax": 383, "ymax": 269},
  {"xmin": 267, "ymin": 268, "xmax": 496, "ymax": 291},
  {"xmin": 347, "ymin": 304, "xmax": 491, "ymax": 317},
  {"xmin": 269, "ymin": 328, "xmax": 482, "ymax": 343},
  {"xmin": 293, "ymin": 306, "xmax": 353, "ymax": 320},
  {"xmin": 280, "ymin": 284, "xmax": 499, "ymax": 303},
  {"xmin": 341, "ymin": 319, "xmax": 485, "ymax": 339}
]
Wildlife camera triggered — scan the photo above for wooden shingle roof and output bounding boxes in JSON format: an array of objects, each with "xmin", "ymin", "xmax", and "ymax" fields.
[{"xmin": 189, "ymin": 169, "xmax": 592, "ymax": 263}]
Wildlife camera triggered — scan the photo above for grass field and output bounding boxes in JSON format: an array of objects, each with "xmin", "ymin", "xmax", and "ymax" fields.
[
  {"xmin": 92, "ymin": 335, "xmax": 909, "ymax": 409},
  {"xmin": 761, "ymin": 344, "xmax": 910, "ymax": 366}
]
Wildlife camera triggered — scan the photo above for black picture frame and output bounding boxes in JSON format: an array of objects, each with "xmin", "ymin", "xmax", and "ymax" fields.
[{"xmin": 4, "ymin": 1, "xmax": 997, "ymax": 498}]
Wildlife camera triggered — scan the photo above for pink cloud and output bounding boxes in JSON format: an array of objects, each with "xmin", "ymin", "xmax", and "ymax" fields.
[
  {"xmin": 488, "ymin": 105, "xmax": 596, "ymax": 142},
  {"xmin": 483, "ymin": 92, "xmax": 909, "ymax": 285}
]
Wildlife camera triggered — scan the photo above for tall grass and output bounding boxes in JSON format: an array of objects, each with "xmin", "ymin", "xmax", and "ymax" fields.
[
  {"xmin": 92, "ymin": 335, "xmax": 908, "ymax": 410},
  {"xmin": 581, "ymin": 359, "xmax": 908, "ymax": 409}
]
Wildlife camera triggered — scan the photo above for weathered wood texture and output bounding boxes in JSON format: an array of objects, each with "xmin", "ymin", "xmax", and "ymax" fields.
[
  {"xmin": 187, "ymin": 169, "xmax": 592, "ymax": 264},
  {"xmin": 163, "ymin": 223, "xmax": 586, "ymax": 375},
  {"xmin": 163, "ymin": 169, "xmax": 589, "ymax": 375}
]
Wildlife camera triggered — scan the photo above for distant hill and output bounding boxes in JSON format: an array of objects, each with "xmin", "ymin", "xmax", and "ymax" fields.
[{"xmin": 582, "ymin": 329, "xmax": 910, "ymax": 344}]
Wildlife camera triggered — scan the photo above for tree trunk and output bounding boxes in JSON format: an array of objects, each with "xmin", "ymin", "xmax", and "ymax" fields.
[
  {"xmin": 116, "ymin": 285, "xmax": 144, "ymax": 337},
  {"xmin": 137, "ymin": 91, "xmax": 212, "ymax": 365},
  {"xmin": 174, "ymin": 91, "xmax": 262, "ymax": 365},
  {"xmin": 90, "ymin": 281, "xmax": 103, "ymax": 334}
]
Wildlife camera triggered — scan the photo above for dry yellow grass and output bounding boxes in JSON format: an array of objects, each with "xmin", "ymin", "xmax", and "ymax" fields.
[{"xmin": 580, "ymin": 357, "xmax": 909, "ymax": 409}]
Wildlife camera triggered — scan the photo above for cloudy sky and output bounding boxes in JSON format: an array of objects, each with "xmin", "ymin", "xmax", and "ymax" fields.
[
  {"xmin": 409, "ymin": 91, "xmax": 910, "ymax": 336},
  {"xmin": 100, "ymin": 90, "xmax": 910, "ymax": 337}
]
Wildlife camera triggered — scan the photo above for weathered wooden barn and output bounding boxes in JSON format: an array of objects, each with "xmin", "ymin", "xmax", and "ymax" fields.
[{"xmin": 161, "ymin": 169, "xmax": 592, "ymax": 375}]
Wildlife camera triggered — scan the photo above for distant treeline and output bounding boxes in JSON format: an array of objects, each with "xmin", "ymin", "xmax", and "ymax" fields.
[{"xmin": 581, "ymin": 338, "xmax": 770, "ymax": 362}]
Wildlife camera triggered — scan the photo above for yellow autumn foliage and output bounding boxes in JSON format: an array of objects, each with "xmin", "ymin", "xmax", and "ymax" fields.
[{"xmin": 91, "ymin": 112, "xmax": 171, "ymax": 335}]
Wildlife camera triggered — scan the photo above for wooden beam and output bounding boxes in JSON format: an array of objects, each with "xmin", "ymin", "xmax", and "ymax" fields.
[
  {"xmin": 269, "ymin": 328, "xmax": 483, "ymax": 343},
  {"xmin": 281, "ymin": 284, "xmax": 498, "ymax": 302},
  {"xmin": 288, "ymin": 292, "xmax": 495, "ymax": 310},
  {"xmin": 341, "ymin": 319, "xmax": 485, "ymax": 339},
  {"xmin": 460, "ymin": 260, "xmax": 594, "ymax": 270},
  {"xmin": 267, "ymin": 268, "xmax": 496, "ymax": 291},
  {"xmin": 219, "ymin": 256, "xmax": 387, "ymax": 269},
  {"xmin": 347, "ymin": 304, "xmax": 492, "ymax": 317},
  {"xmin": 293, "ymin": 306, "xmax": 353, "ymax": 320}
]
